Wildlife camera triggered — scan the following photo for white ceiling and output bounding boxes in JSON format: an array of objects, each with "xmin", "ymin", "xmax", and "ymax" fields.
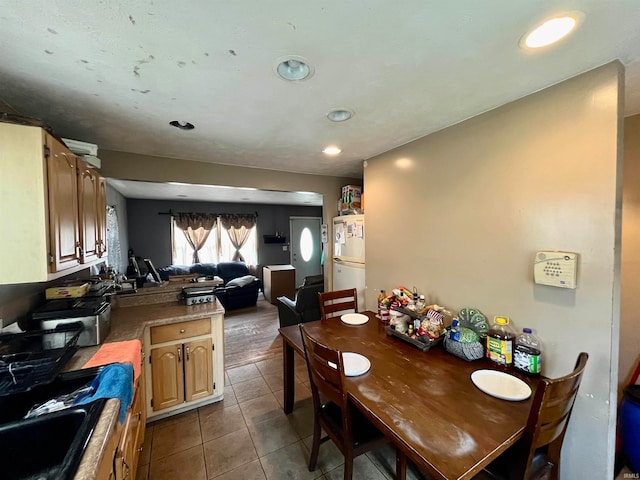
[
  {"xmin": 108, "ymin": 178, "xmax": 323, "ymax": 206},
  {"xmin": 1, "ymin": 1, "xmax": 640, "ymax": 184}
]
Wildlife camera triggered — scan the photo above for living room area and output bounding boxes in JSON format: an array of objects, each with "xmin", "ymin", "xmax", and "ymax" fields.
[{"xmin": 106, "ymin": 179, "xmax": 326, "ymax": 366}]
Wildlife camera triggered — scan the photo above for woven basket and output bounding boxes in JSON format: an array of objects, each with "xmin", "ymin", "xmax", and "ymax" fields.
[{"xmin": 443, "ymin": 336, "xmax": 484, "ymax": 361}]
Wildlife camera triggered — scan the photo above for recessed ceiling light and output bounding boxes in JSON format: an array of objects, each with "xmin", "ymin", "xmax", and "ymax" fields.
[
  {"xmin": 327, "ymin": 108, "xmax": 354, "ymax": 122},
  {"xmin": 521, "ymin": 13, "xmax": 582, "ymax": 49},
  {"xmin": 170, "ymin": 120, "xmax": 195, "ymax": 130},
  {"xmin": 274, "ymin": 55, "xmax": 314, "ymax": 81},
  {"xmin": 323, "ymin": 146, "xmax": 342, "ymax": 155}
]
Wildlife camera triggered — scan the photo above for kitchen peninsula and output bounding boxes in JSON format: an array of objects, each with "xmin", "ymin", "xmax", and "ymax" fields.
[{"xmin": 67, "ymin": 286, "xmax": 225, "ymax": 480}]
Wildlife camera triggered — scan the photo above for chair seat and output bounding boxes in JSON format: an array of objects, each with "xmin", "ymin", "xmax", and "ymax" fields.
[
  {"xmin": 481, "ymin": 446, "xmax": 555, "ymax": 480},
  {"xmin": 320, "ymin": 401, "xmax": 386, "ymax": 448}
]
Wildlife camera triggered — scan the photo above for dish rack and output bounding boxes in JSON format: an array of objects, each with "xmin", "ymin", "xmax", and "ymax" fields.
[{"xmin": 0, "ymin": 323, "xmax": 82, "ymax": 396}]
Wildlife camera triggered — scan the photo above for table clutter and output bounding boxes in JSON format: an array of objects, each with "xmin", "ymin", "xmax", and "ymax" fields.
[{"xmin": 377, "ymin": 285, "xmax": 544, "ymax": 372}]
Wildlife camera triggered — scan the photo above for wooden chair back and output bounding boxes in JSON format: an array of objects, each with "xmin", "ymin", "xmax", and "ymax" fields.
[
  {"xmin": 318, "ymin": 288, "xmax": 358, "ymax": 320},
  {"xmin": 518, "ymin": 352, "xmax": 589, "ymax": 479},
  {"xmin": 300, "ymin": 325, "xmax": 347, "ymax": 407},
  {"xmin": 299, "ymin": 325, "xmax": 352, "ymax": 437}
]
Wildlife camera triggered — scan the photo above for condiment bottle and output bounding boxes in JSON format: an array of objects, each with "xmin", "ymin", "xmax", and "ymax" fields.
[
  {"xmin": 514, "ymin": 328, "xmax": 542, "ymax": 376},
  {"xmin": 450, "ymin": 319, "xmax": 461, "ymax": 342},
  {"xmin": 486, "ymin": 316, "xmax": 515, "ymax": 368},
  {"xmin": 415, "ymin": 295, "xmax": 426, "ymax": 312}
]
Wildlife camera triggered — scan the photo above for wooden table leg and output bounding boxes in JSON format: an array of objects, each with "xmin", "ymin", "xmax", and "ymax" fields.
[{"xmin": 283, "ymin": 338, "xmax": 295, "ymax": 414}]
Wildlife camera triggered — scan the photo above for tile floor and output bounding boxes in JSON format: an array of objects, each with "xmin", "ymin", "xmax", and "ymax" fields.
[{"xmin": 136, "ymin": 351, "xmax": 428, "ymax": 480}]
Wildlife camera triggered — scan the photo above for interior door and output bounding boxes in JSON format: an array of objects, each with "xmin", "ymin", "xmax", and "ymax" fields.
[{"xmin": 289, "ymin": 217, "xmax": 322, "ymax": 285}]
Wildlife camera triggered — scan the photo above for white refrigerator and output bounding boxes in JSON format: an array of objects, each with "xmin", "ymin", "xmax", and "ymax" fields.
[{"xmin": 332, "ymin": 214, "xmax": 365, "ymax": 309}]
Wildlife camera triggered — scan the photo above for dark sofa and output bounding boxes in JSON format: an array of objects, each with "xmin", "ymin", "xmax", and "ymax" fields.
[{"xmin": 157, "ymin": 262, "xmax": 261, "ymax": 311}]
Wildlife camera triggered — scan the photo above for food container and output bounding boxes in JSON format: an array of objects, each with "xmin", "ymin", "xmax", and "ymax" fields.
[
  {"xmin": 389, "ymin": 310, "xmax": 410, "ymax": 334},
  {"xmin": 45, "ymin": 282, "xmax": 89, "ymax": 300}
]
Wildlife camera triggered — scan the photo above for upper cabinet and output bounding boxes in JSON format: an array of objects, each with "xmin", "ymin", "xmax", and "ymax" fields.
[
  {"xmin": 77, "ymin": 157, "xmax": 101, "ymax": 264},
  {"xmin": 0, "ymin": 122, "xmax": 107, "ymax": 284},
  {"xmin": 46, "ymin": 133, "xmax": 81, "ymax": 272}
]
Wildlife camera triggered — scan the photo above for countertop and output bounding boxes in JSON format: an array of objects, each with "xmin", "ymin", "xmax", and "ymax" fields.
[{"xmin": 71, "ymin": 299, "xmax": 225, "ymax": 480}]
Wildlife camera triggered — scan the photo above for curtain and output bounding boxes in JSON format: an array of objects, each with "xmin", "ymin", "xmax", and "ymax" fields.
[
  {"xmin": 175, "ymin": 213, "xmax": 217, "ymax": 264},
  {"xmin": 220, "ymin": 214, "xmax": 257, "ymax": 262},
  {"xmin": 106, "ymin": 206, "xmax": 122, "ymax": 273}
]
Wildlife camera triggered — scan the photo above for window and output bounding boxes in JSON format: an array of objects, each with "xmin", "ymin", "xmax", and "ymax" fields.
[{"xmin": 172, "ymin": 218, "xmax": 258, "ymax": 265}]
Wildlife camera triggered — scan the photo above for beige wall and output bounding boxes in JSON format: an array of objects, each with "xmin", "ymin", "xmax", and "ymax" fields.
[
  {"xmin": 621, "ymin": 113, "xmax": 640, "ymax": 390},
  {"xmin": 364, "ymin": 62, "xmax": 622, "ymax": 479},
  {"xmin": 100, "ymin": 150, "xmax": 361, "ymax": 289}
]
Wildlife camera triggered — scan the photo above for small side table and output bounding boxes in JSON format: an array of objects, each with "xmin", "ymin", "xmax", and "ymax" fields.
[{"xmin": 263, "ymin": 265, "xmax": 296, "ymax": 304}]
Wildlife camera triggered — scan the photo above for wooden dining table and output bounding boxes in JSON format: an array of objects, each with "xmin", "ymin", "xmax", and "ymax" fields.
[{"xmin": 278, "ymin": 311, "xmax": 538, "ymax": 480}]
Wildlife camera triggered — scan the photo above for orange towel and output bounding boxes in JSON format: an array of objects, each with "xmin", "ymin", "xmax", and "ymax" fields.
[{"xmin": 83, "ymin": 339, "xmax": 142, "ymax": 381}]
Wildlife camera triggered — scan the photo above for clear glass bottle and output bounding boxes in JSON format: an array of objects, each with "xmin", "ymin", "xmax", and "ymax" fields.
[
  {"xmin": 514, "ymin": 328, "xmax": 542, "ymax": 376},
  {"xmin": 486, "ymin": 316, "xmax": 515, "ymax": 368}
]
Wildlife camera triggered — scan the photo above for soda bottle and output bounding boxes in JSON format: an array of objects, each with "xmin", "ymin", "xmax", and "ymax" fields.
[
  {"xmin": 486, "ymin": 316, "xmax": 515, "ymax": 368},
  {"xmin": 514, "ymin": 328, "xmax": 542, "ymax": 376}
]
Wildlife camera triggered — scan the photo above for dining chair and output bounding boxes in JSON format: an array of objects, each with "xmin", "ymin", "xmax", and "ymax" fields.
[
  {"xmin": 318, "ymin": 288, "xmax": 358, "ymax": 320},
  {"xmin": 480, "ymin": 352, "xmax": 589, "ymax": 480},
  {"xmin": 299, "ymin": 325, "xmax": 405, "ymax": 480}
]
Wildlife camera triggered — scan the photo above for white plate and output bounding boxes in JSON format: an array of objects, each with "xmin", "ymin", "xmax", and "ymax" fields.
[
  {"xmin": 470, "ymin": 369, "xmax": 532, "ymax": 401},
  {"xmin": 341, "ymin": 313, "xmax": 369, "ymax": 325},
  {"xmin": 342, "ymin": 352, "xmax": 371, "ymax": 376}
]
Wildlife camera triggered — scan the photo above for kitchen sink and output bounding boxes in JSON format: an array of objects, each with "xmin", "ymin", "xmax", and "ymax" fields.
[{"xmin": 0, "ymin": 367, "xmax": 106, "ymax": 480}]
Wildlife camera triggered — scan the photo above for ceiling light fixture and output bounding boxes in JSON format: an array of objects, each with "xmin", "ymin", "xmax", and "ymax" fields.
[
  {"xmin": 521, "ymin": 13, "xmax": 582, "ymax": 49},
  {"xmin": 323, "ymin": 146, "xmax": 342, "ymax": 155},
  {"xmin": 274, "ymin": 55, "xmax": 314, "ymax": 81},
  {"xmin": 170, "ymin": 120, "xmax": 195, "ymax": 130},
  {"xmin": 327, "ymin": 108, "xmax": 354, "ymax": 122}
]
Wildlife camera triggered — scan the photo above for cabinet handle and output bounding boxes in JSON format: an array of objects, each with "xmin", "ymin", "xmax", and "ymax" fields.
[
  {"xmin": 180, "ymin": 328, "xmax": 185, "ymax": 333},
  {"xmin": 137, "ymin": 446, "xmax": 144, "ymax": 453},
  {"xmin": 186, "ymin": 346, "xmax": 190, "ymax": 361},
  {"xmin": 137, "ymin": 411, "xmax": 142, "ymax": 421},
  {"xmin": 178, "ymin": 346, "xmax": 182, "ymax": 362}
]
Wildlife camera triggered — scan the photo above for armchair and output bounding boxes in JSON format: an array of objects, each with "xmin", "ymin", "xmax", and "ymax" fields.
[{"xmin": 277, "ymin": 275, "xmax": 324, "ymax": 328}]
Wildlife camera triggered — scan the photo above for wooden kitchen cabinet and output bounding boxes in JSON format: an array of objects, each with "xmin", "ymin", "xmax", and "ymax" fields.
[
  {"xmin": 77, "ymin": 157, "xmax": 101, "ymax": 263},
  {"xmin": 0, "ymin": 122, "xmax": 107, "ymax": 284},
  {"xmin": 97, "ymin": 175, "xmax": 108, "ymax": 258},
  {"xmin": 144, "ymin": 314, "xmax": 223, "ymax": 419},
  {"xmin": 115, "ymin": 371, "xmax": 146, "ymax": 480},
  {"xmin": 46, "ymin": 134, "xmax": 81, "ymax": 272}
]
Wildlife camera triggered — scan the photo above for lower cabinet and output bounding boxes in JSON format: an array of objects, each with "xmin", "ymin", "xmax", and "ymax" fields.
[
  {"xmin": 150, "ymin": 338, "xmax": 213, "ymax": 410},
  {"xmin": 115, "ymin": 372, "xmax": 146, "ymax": 480},
  {"xmin": 144, "ymin": 315, "xmax": 224, "ymax": 419},
  {"xmin": 98, "ymin": 367, "xmax": 146, "ymax": 480}
]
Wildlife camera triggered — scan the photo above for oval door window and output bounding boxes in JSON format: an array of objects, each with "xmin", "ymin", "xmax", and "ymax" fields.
[{"xmin": 300, "ymin": 227, "xmax": 313, "ymax": 262}]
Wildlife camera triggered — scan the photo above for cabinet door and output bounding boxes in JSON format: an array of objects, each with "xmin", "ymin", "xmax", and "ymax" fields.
[
  {"xmin": 184, "ymin": 338, "xmax": 213, "ymax": 402},
  {"xmin": 97, "ymin": 176, "xmax": 107, "ymax": 258},
  {"xmin": 150, "ymin": 344, "xmax": 185, "ymax": 411},
  {"xmin": 77, "ymin": 157, "xmax": 100, "ymax": 263},
  {"xmin": 46, "ymin": 136, "xmax": 80, "ymax": 272}
]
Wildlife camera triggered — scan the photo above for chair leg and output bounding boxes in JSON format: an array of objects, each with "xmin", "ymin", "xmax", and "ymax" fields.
[
  {"xmin": 396, "ymin": 450, "xmax": 407, "ymax": 480},
  {"xmin": 344, "ymin": 452, "xmax": 354, "ymax": 480},
  {"xmin": 308, "ymin": 418, "xmax": 322, "ymax": 471}
]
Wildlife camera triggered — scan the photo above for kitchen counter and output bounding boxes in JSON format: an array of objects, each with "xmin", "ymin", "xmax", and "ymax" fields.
[{"xmin": 70, "ymin": 299, "xmax": 225, "ymax": 480}]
